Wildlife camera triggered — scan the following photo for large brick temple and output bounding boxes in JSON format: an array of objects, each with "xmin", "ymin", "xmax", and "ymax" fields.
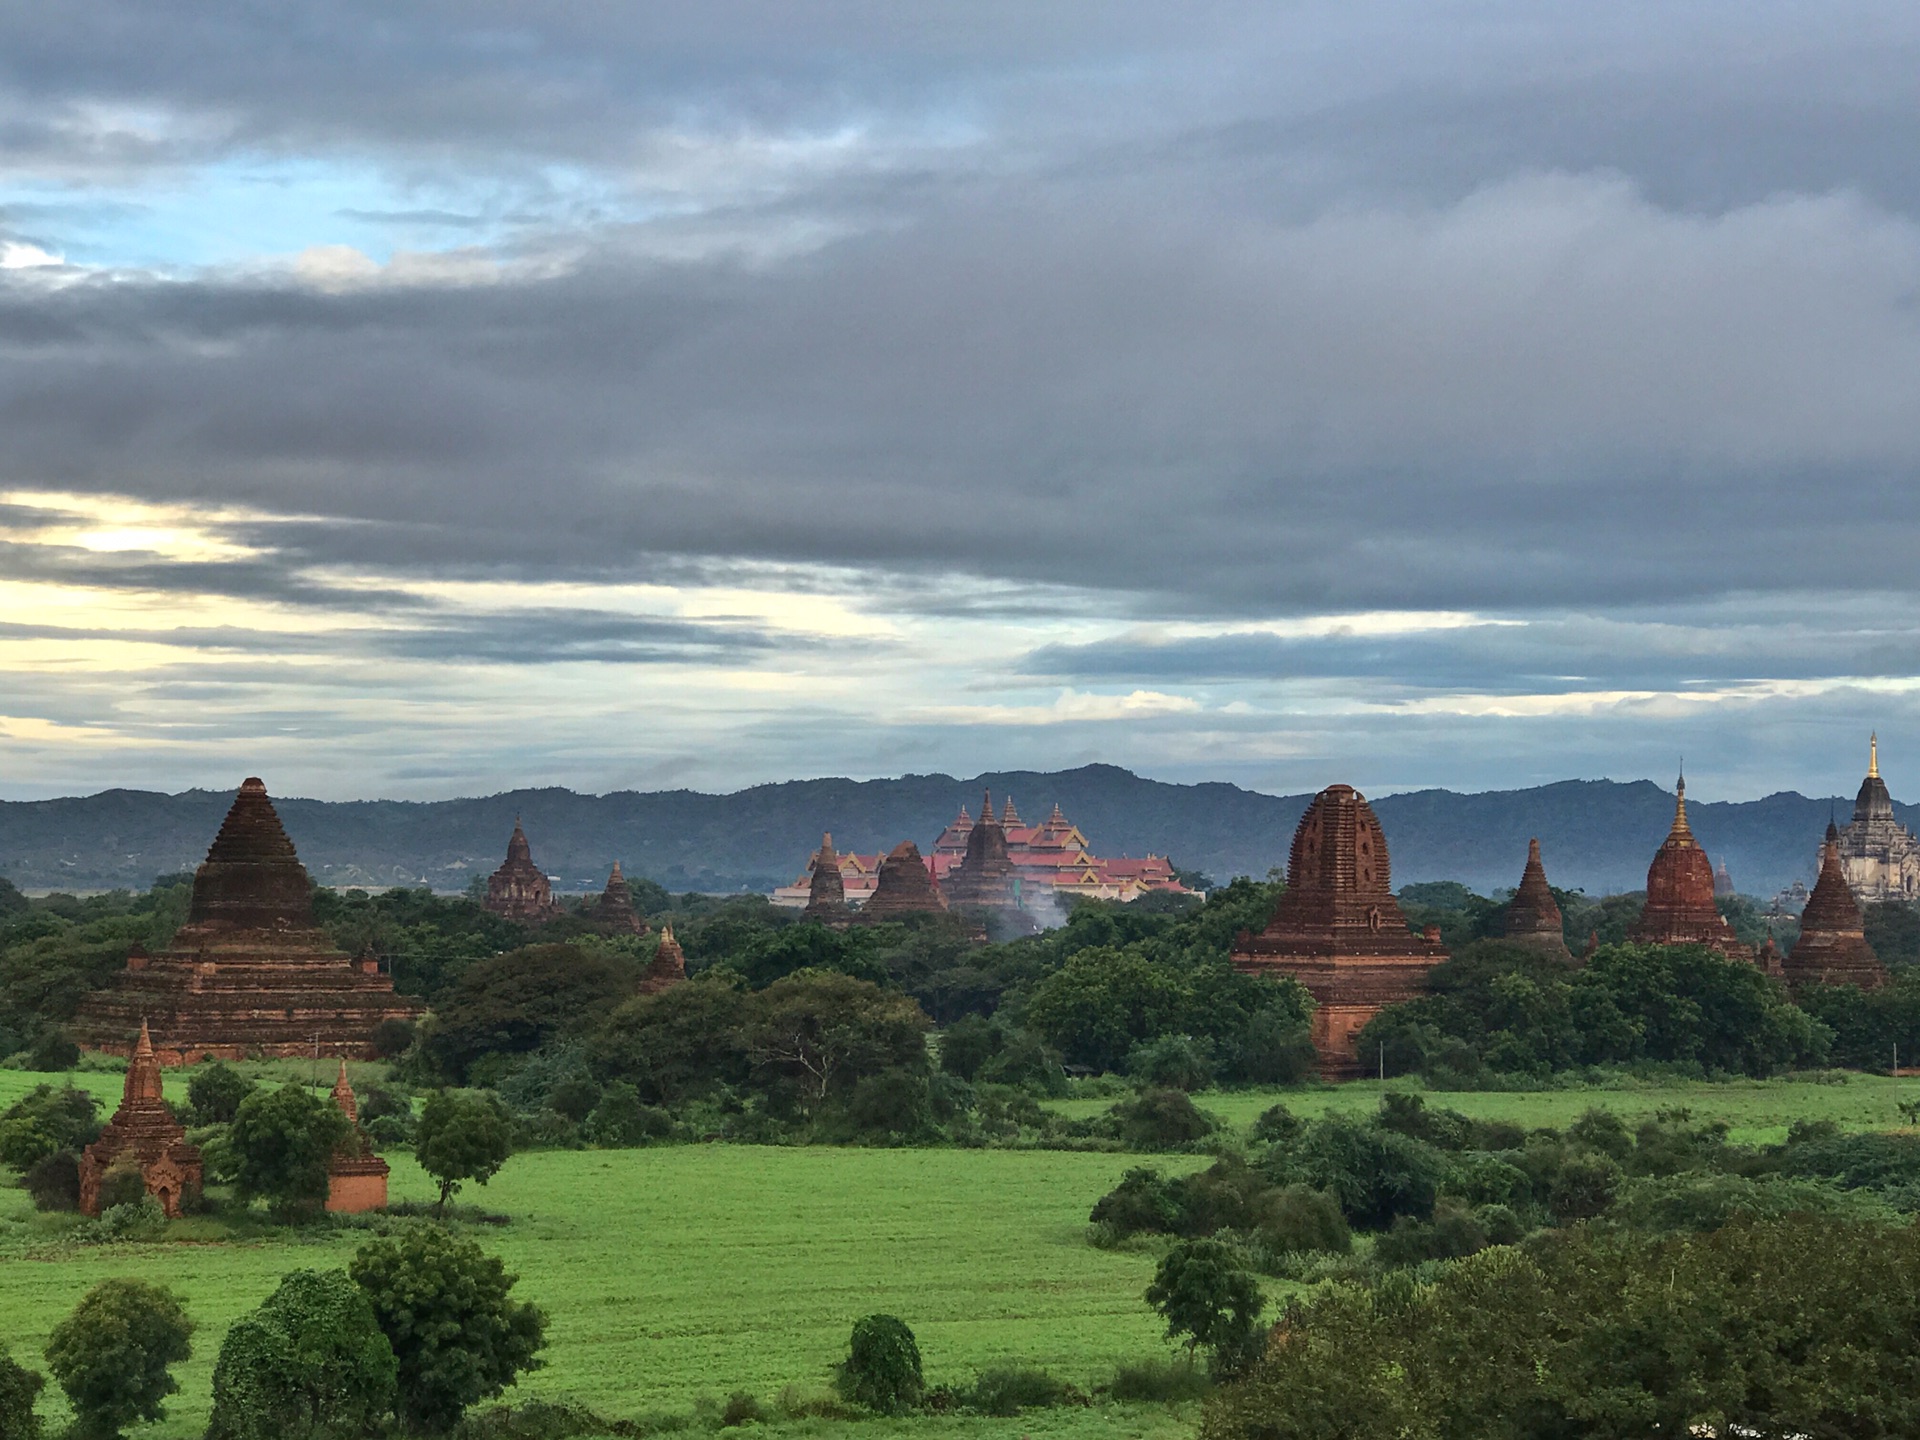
[
  {"xmin": 1627, "ymin": 775, "xmax": 1754, "ymax": 962},
  {"xmin": 1231, "ymin": 783, "xmax": 1448, "ymax": 1077},
  {"xmin": 70, "ymin": 778, "xmax": 424, "ymax": 1062}
]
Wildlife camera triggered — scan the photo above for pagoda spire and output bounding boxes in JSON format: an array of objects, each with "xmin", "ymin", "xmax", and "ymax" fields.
[
  {"xmin": 125, "ymin": 1018, "xmax": 163, "ymax": 1104},
  {"xmin": 331, "ymin": 1056, "xmax": 358, "ymax": 1122},
  {"xmin": 1870, "ymin": 732, "xmax": 1880, "ymax": 779},
  {"xmin": 1672, "ymin": 771, "xmax": 1692, "ymax": 839}
]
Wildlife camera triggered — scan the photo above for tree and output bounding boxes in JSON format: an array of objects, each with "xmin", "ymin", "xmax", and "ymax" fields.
[
  {"xmin": 186, "ymin": 1061, "xmax": 257, "ymax": 1125},
  {"xmin": 745, "ymin": 970, "xmax": 930, "ymax": 1103},
  {"xmin": 834, "ymin": 1314, "xmax": 923, "ymax": 1414},
  {"xmin": 229, "ymin": 1084, "xmax": 351, "ymax": 1220},
  {"xmin": 427, "ymin": 943, "xmax": 638, "ymax": 1081},
  {"xmin": 590, "ymin": 974, "xmax": 752, "ymax": 1104},
  {"xmin": 1023, "ymin": 947, "xmax": 1189, "ymax": 1071},
  {"xmin": 414, "ymin": 1089, "xmax": 515, "ymax": 1212},
  {"xmin": 0, "ymin": 1343, "xmax": 44, "ymax": 1440},
  {"xmin": 1146, "ymin": 1239, "xmax": 1266, "ymax": 1376},
  {"xmin": 44, "ymin": 1279, "xmax": 194, "ymax": 1440},
  {"xmin": 0, "ymin": 1084, "xmax": 100, "ymax": 1170},
  {"xmin": 207, "ymin": 1268, "xmax": 396, "ymax": 1440},
  {"xmin": 26, "ymin": 1025, "xmax": 79, "ymax": 1072},
  {"xmin": 350, "ymin": 1228, "xmax": 546, "ymax": 1433}
]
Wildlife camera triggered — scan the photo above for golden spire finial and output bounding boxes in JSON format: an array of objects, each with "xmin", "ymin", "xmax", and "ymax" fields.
[
  {"xmin": 1870, "ymin": 732, "xmax": 1880, "ymax": 779},
  {"xmin": 1673, "ymin": 770, "xmax": 1691, "ymax": 837}
]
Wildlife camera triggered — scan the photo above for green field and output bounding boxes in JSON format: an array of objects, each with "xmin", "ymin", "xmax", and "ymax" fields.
[
  {"xmin": 0, "ymin": 1144, "xmax": 1207, "ymax": 1439},
  {"xmin": 1049, "ymin": 1075, "xmax": 1920, "ymax": 1146}
]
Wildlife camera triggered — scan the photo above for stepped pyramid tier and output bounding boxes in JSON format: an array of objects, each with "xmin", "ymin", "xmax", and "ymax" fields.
[
  {"xmin": 78, "ymin": 1021, "xmax": 202, "ymax": 1217},
  {"xmin": 801, "ymin": 834, "xmax": 853, "ymax": 926},
  {"xmin": 1232, "ymin": 784, "xmax": 1447, "ymax": 1078},
  {"xmin": 1627, "ymin": 775, "xmax": 1754, "ymax": 962},
  {"xmin": 1783, "ymin": 823, "xmax": 1887, "ymax": 991},
  {"xmin": 943, "ymin": 791, "xmax": 1022, "ymax": 910},
  {"xmin": 325, "ymin": 1058, "xmax": 390, "ymax": 1213},
  {"xmin": 1501, "ymin": 839, "xmax": 1574, "ymax": 964},
  {"xmin": 484, "ymin": 819, "xmax": 562, "ymax": 923},
  {"xmin": 70, "ymin": 779, "xmax": 424, "ymax": 1063},
  {"xmin": 591, "ymin": 861, "xmax": 649, "ymax": 935},
  {"xmin": 1837, "ymin": 733, "xmax": 1920, "ymax": 901},
  {"xmin": 860, "ymin": 841, "xmax": 948, "ymax": 921},
  {"xmin": 639, "ymin": 925, "xmax": 687, "ymax": 994}
]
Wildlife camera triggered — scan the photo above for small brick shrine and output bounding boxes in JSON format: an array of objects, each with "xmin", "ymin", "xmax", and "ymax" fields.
[
  {"xmin": 325, "ymin": 1058, "xmax": 390, "ymax": 1213},
  {"xmin": 78, "ymin": 1020, "xmax": 202, "ymax": 1217},
  {"xmin": 1781, "ymin": 823, "xmax": 1888, "ymax": 991}
]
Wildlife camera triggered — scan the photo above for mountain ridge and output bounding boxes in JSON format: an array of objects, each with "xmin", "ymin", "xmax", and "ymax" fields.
[{"xmin": 0, "ymin": 765, "xmax": 1894, "ymax": 899}]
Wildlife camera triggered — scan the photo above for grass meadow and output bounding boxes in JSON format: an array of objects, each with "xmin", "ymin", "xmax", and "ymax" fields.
[{"xmin": 4, "ymin": 1064, "xmax": 1915, "ymax": 1438}]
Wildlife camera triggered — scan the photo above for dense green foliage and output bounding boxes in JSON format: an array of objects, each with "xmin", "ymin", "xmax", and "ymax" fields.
[
  {"xmin": 0, "ymin": 1082, "xmax": 101, "ymax": 1171},
  {"xmin": 835, "ymin": 1315, "xmax": 924, "ymax": 1414},
  {"xmin": 1144, "ymin": 1240, "xmax": 1264, "ymax": 1375},
  {"xmin": 207, "ymin": 1269, "xmax": 396, "ymax": 1440},
  {"xmin": 426, "ymin": 943, "xmax": 647, "ymax": 1082},
  {"xmin": 349, "ymin": 1228, "xmax": 547, "ymax": 1434},
  {"xmin": 185, "ymin": 1063, "xmax": 257, "ymax": 1125},
  {"xmin": 1203, "ymin": 1214, "xmax": 1920, "ymax": 1440},
  {"xmin": 230, "ymin": 1084, "xmax": 354, "ymax": 1219},
  {"xmin": 1359, "ymin": 940, "xmax": 1830, "ymax": 1080},
  {"xmin": 0, "ymin": 1343, "xmax": 45, "ymax": 1440},
  {"xmin": 44, "ymin": 1279, "xmax": 195, "ymax": 1439}
]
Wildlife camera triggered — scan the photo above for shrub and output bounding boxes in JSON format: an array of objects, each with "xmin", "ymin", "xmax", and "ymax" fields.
[
  {"xmin": 370, "ymin": 1018, "xmax": 416, "ymax": 1059},
  {"xmin": 939, "ymin": 1015, "xmax": 1004, "ymax": 1081},
  {"xmin": 1127, "ymin": 1034, "xmax": 1215, "ymax": 1092},
  {"xmin": 965, "ymin": 1366, "xmax": 1070, "ymax": 1415},
  {"xmin": 350, "ymin": 1227, "xmax": 547, "ymax": 1434},
  {"xmin": 1226, "ymin": 1007, "xmax": 1317, "ymax": 1085},
  {"xmin": 719, "ymin": 1391, "xmax": 765, "ymax": 1426},
  {"xmin": 1255, "ymin": 1185, "xmax": 1351, "ymax": 1255},
  {"xmin": 1251, "ymin": 1104, "xmax": 1302, "ymax": 1144},
  {"xmin": 91, "ymin": 1195, "xmax": 167, "ymax": 1242},
  {"xmin": 1090, "ymin": 1167, "xmax": 1182, "ymax": 1235},
  {"xmin": 1286, "ymin": 1117, "xmax": 1442, "ymax": 1229},
  {"xmin": 0, "ymin": 1344, "xmax": 44, "ymax": 1440},
  {"xmin": 95, "ymin": 1157, "xmax": 148, "ymax": 1213},
  {"xmin": 0, "ymin": 1084, "xmax": 100, "ymax": 1169},
  {"xmin": 975, "ymin": 1031, "xmax": 1067, "ymax": 1094},
  {"xmin": 834, "ymin": 1314, "xmax": 923, "ymax": 1414},
  {"xmin": 24, "ymin": 1150, "xmax": 80, "ymax": 1211},
  {"xmin": 26, "ymin": 1026, "xmax": 80, "ymax": 1072},
  {"xmin": 1110, "ymin": 1355, "xmax": 1209, "ymax": 1403},
  {"xmin": 1112, "ymin": 1088, "xmax": 1217, "ymax": 1150},
  {"xmin": 1373, "ymin": 1201, "xmax": 1490, "ymax": 1268},
  {"xmin": 45, "ymin": 1278, "xmax": 194, "ymax": 1439},
  {"xmin": 545, "ymin": 1076, "xmax": 602, "ymax": 1124},
  {"xmin": 1550, "ymin": 1151, "xmax": 1624, "ymax": 1223},
  {"xmin": 584, "ymin": 1082, "xmax": 672, "ymax": 1147},
  {"xmin": 206, "ymin": 1268, "xmax": 396, "ymax": 1440},
  {"xmin": 842, "ymin": 1069, "xmax": 935, "ymax": 1142},
  {"xmin": 186, "ymin": 1063, "xmax": 256, "ymax": 1125}
]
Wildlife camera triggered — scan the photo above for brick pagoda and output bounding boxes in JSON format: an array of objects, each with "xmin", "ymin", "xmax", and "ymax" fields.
[
  {"xmin": 860, "ymin": 841, "xmax": 948, "ymax": 921},
  {"xmin": 591, "ymin": 861, "xmax": 649, "ymax": 936},
  {"xmin": 1782, "ymin": 823, "xmax": 1887, "ymax": 991},
  {"xmin": 484, "ymin": 819, "xmax": 562, "ymax": 923},
  {"xmin": 78, "ymin": 1021, "xmax": 202, "ymax": 1217},
  {"xmin": 800, "ymin": 834, "xmax": 853, "ymax": 927},
  {"xmin": 943, "ymin": 792, "xmax": 1022, "ymax": 911},
  {"xmin": 71, "ymin": 779, "xmax": 424, "ymax": 1062},
  {"xmin": 638, "ymin": 925, "xmax": 687, "ymax": 994},
  {"xmin": 1501, "ymin": 838, "xmax": 1574, "ymax": 964},
  {"xmin": 1627, "ymin": 775, "xmax": 1754, "ymax": 962},
  {"xmin": 325, "ymin": 1059, "xmax": 390, "ymax": 1213},
  {"xmin": 1231, "ymin": 783, "xmax": 1447, "ymax": 1077}
]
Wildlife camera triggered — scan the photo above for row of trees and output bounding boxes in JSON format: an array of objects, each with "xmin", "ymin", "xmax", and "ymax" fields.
[{"xmin": 1, "ymin": 1229, "xmax": 544, "ymax": 1439}]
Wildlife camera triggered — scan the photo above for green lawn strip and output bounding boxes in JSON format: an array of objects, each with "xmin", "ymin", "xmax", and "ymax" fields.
[
  {"xmin": 1047, "ymin": 1075, "xmax": 1919, "ymax": 1145},
  {"xmin": 1, "ymin": 1146, "xmax": 1207, "ymax": 1439}
]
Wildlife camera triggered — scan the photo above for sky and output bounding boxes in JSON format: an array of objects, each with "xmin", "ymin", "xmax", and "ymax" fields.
[{"xmin": 3, "ymin": 2, "xmax": 1919, "ymax": 803}]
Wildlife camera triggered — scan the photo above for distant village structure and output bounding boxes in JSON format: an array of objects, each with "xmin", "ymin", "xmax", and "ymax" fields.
[
  {"xmin": 1836, "ymin": 735, "xmax": 1920, "ymax": 902},
  {"xmin": 70, "ymin": 778, "xmax": 423, "ymax": 1062},
  {"xmin": 773, "ymin": 794, "xmax": 1191, "ymax": 914},
  {"xmin": 1230, "ymin": 784, "xmax": 1448, "ymax": 1077},
  {"xmin": 483, "ymin": 820, "xmax": 563, "ymax": 923}
]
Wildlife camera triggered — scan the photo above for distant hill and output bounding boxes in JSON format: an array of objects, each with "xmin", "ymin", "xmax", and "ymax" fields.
[{"xmin": 0, "ymin": 765, "xmax": 1888, "ymax": 899}]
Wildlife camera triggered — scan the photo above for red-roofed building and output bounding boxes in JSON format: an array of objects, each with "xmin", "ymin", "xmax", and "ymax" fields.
[{"xmin": 772, "ymin": 798, "xmax": 1192, "ymax": 910}]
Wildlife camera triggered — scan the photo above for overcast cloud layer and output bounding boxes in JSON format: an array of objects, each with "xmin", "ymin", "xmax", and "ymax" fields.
[{"xmin": 3, "ymin": 1, "xmax": 1919, "ymax": 803}]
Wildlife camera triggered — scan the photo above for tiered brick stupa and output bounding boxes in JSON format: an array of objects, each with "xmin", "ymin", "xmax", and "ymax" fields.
[
  {"xmin": 78, "ymin": 1021, "xmax": 202, "ymax": 1217},
  {"xmin": 638, "ymin": 925, "xmax": 687, "ymax": 994},
  {"xmin": 325, "ymin": 1059, "xmax": 390, "ymax": 1213},
  {"xmin": 1231, "ymin": 784, "xmax": 1448, "ymax": 1077},
  {"xmin": 1783, "ymin": 823, "xmax": 1887, "ymax": 991},
  {"xmin": 801, "ymin": 834, "xmax": 853, "ymax": 927},
  {"xmin": 1501, "ymin": 838, "xmax": 1574, "ymax": 964},
  {"xmin": 484, "ymin": 820, "xmax": 562, "ymax": 923},
  {"xmin": 944, "ymin": 791, "xmax": 1022, "ymax": 911},
  {"xmin": 591, "ymin": 861, "xmax": 649, "ymax": 936},
  {"xmin": 860, "ymin": 841, "xmax": 948, "ymax": 921},
  {"xmin": 1627, "ymin": 775, "xmax": 1754, "ymax": 962},
  {"xmin": 71, "ymin": 779, "xmax": 424, "ymax": 1062}
]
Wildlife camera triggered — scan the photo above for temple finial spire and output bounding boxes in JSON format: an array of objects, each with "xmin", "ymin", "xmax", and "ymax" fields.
[
  {"xmin": 1673, "ymin": 770, "xmax": 1691, "ymax": 836},
  {"xmin": 1870, "ymin": 732, "xmax": 1880, "ymax": 779}
]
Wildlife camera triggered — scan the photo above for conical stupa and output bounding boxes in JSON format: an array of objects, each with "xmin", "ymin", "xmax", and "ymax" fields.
[
  {"xmin": 70, "ymin": 779, "xmax": 424, "ymax": 1063},
  {"xmin": 1783, "ymin": 823, "xmax": 1887, "ymax": 991},
  {"xmin": 1627, "ymin": 775, "xmax": 1754, "ymax": 962},
  {"xmin": 861, "ymin": 841, "xmax": 948, "ymax": 920},
  {"xmin": 484, "ymin": 819, "xmax": 561, "ymax": 923},
  {"xmin": 801, "ymin": 834, "xmax": 852, "ymax": 926},
  {"xmin": 591, "ymin": 861, "xmax": 649, "ymax": 935},
  {"xmin": 1501, "ymin": 838, "xmax": 1574, "ymax": 964},
  {"xmin": 77, "ymin": 1020, "xmax": 202, "ymax": 1216}
]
